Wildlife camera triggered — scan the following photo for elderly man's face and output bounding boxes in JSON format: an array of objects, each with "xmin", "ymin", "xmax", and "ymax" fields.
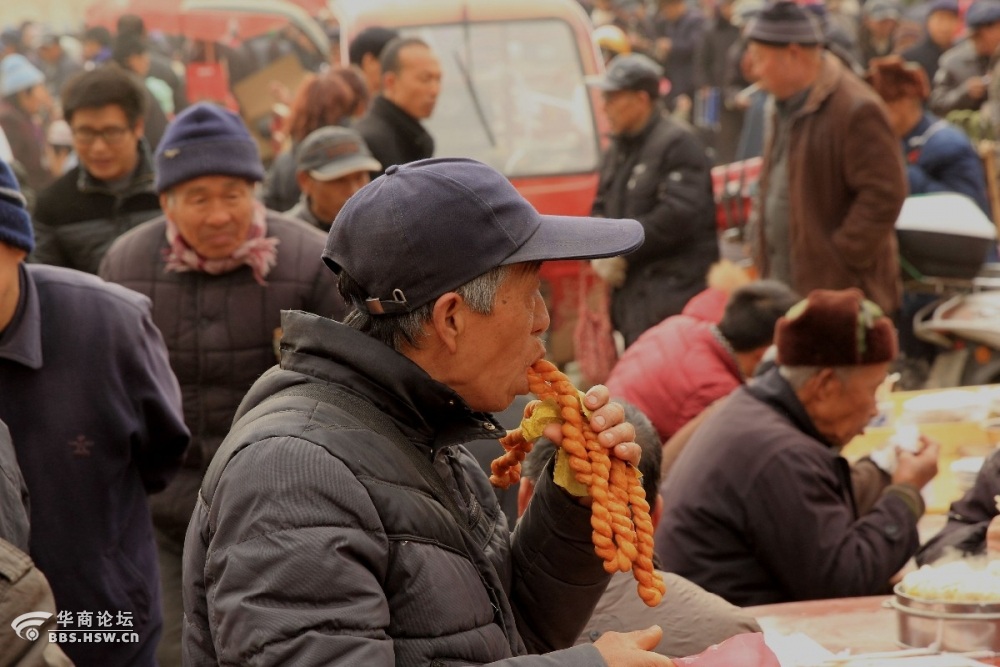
[
  {"xmin": 161, "ymin": 176, "xmax": 255, "ymax": 259},
  {"xmin": 808, "ymin": 363, "xmax": 890, "ymax": 447},
  {"xmin": 448, "ymin": 263, "xmax": 550, "ymax": 413},
  {"xmin": 301, "ymin": 169, "xmax": 369, "ymax": 224}
]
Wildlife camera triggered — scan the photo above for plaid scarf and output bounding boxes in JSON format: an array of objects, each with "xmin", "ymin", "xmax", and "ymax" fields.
[{"xmin": 163, "ymin": 201, "xmax": 279, "ymax": 286}]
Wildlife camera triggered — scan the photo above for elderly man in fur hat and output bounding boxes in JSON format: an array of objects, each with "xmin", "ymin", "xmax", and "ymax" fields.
[{"xmin": 656, "ymin": 289, "xmax": 940, "ymax": 606}]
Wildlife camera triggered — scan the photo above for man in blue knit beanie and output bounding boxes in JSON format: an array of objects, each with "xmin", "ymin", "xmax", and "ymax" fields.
[
  {"xmin": 0, "ymin": 157, "xmax": 190, "ymax": 667},
  {"xmin": 98, "ymin": 102, "xmax": 346, "ymax": 667}
]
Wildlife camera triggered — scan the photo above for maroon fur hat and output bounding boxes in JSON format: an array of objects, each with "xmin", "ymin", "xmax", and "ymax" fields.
[
  {"xmin": 865, "ymin": 55, "xmax": 930, "ymax": 102},
  {"xmin": 775, "ymin": 288, "xmax": 897, "ymax": 367}
]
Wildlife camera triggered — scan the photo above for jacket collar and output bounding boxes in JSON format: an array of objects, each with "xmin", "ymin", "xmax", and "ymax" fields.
[
  {"xmin": 371, "ymin": 95, "xmax": 430, "ymax": 140},
  {"xmin": 745, "ymin": 367, "xmax": 836, "ymax": 449},
  {"xmin": 0, "ymin": 264, "xmax": 43, "ymax": 370},
  {"xmin": 289, "ymin": 196, "xmax": 330, "ymax": 231},
  {"xmin": 275, "ymin": 310, "xmax": 505, "ymax": 453},
  {"xmin": 76, "ymin": 138, "xmax": 156, "ymax": 198},
  {"xmin": 797, "ymin": 51, "xmax": 845, "ymax": 118}
]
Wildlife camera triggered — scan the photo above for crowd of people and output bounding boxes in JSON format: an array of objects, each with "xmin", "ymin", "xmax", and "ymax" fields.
[{"xmin": 1, "ymin": 0, "xmax": 1000, "ymax": 665}]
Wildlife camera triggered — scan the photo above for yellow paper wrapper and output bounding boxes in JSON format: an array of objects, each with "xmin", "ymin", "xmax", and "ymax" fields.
[{"xmin": 519, "ymin": 392, "xmax": 592, "ymax": 497}]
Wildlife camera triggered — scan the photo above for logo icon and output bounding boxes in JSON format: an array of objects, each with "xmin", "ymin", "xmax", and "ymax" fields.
[{"xmin": 11, "ymin": 611, "xmax": 52, "ymax": 641}]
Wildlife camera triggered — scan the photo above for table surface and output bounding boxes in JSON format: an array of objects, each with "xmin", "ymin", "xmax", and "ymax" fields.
[
  {"xmin": 746, "ymin": 595, "xmax": 1000, "ymax": 664},
  {"xmin": 843, "ymin": 386, "xmax": 1000, "ymax": 514}
]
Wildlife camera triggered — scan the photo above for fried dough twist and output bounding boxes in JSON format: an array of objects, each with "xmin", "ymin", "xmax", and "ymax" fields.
[{"xmin": 490, "ymin": 359, "xmax": 665, "ymax": 607}]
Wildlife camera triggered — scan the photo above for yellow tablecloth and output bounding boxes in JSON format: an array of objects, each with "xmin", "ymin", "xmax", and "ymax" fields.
[{"xmin": 843, "ymin": 386, "xmax": 1000, "ymax": 514}]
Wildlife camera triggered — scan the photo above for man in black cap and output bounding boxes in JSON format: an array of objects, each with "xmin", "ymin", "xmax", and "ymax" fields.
[
  {"xmin": 930, "ymin": 0, "xmax": 1000, "ymax": 115},
  {"xmin": 746, "ymin": 0, "xmax": 906, "ymax": 318},
  {"xmin": 286, "ymin": 126, "xmax": 381, "ymax": 231},
  {"xmin": 589, "ymin": 53, "xmax": 718, "ymax": 347},
  {"xmin": 181, "ymin": 157, "xmax": 673, "ymax": 666},
  {"xmin": 901, "ymin": 0, "xmax": 960, "ymax": 83}
]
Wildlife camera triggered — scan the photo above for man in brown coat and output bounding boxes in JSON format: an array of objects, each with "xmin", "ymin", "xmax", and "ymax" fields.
[{"xmin": 746, "ymin": 1, "xmax": 907, "ymax": 315}]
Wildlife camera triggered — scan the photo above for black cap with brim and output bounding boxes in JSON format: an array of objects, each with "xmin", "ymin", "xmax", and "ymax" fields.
[
  {"xmin": 323, "ymin": 157, "xmax": 644, "ymax": 315},
  {"xmin": 310, "ymin": 154, "xmax": 383, "ymax": 181}
]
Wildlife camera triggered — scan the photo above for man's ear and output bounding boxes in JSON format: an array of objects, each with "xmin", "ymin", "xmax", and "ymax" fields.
[
  {"xmin": 159, "ymin": 192, "xmax": 171, "ymax": 212},
  {"xmin": 429, "ymin": 292, "xmax": 466, "ymax": 353},
  {"xmin": 800, "ymin": 367, "xmax": 838, "ymax": 404},
  {"xmin": 651, "ymin": 493, "xmax": 664, "ymax": 531},
  {"xmin": 295, "ymin": 170, "xmax": 312, "ymax": 194},
  {"xmin": 382, "ymin": 70, "xmax": 397, "ymax": 99},
  {"xmin": 133, "ymin": 117, "xmax": 145, "ymax": 139}
]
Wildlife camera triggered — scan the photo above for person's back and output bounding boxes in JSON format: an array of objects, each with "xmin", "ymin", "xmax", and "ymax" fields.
[
  {"xmin": 607, "ymin": 280, "xmax": 797, "ymax": 441},
  {"xmin": 33, "ymin": 66, "xmax": 161, "ymax": 274}
]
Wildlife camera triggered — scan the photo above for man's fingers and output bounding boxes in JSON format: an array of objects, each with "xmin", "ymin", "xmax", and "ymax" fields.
[{"xmin": 632, "ymin": 625, "xmax": 664, "ymax": 651}]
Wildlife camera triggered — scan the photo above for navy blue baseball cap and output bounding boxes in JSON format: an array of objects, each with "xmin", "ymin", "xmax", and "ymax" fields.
[
  {"xmin": 968, "ymin": 0, "xmax": 1000, "ymax": 27},
  {"xmin": 590, "ymin": 53, "xmax": 663, "ymax": 93},
  {"xmin": 323, "ymin": 158, "xmax": 644, "ymax": 315}
]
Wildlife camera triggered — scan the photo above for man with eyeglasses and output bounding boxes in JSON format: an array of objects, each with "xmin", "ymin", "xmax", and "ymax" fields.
[{"xmin": 32, "ymin": 67, "xmax": 160, "ymax": 274}]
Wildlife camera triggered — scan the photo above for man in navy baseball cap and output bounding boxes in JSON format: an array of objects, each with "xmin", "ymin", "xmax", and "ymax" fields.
[{"xmin": 182, "ymin": 157, "xmax": 673, "ymax": 666}]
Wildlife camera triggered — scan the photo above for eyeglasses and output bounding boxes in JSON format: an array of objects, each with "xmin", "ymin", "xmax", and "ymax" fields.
[{"xmin": 71, "ymin": 126, "xmax": 131, "ymax": 146}]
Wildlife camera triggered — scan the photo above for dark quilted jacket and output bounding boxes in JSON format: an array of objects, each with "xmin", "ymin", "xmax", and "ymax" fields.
[
  {"xmin": 32, "ymin": 143, "xmax": 162, "ymax": 274},
  {"xmin": 98, "ymin": 213, "xmax": 346, "ymax": 540},
  {"xmin": 183, "ymin": 310, "xmax": 611, "ymax": 666}
]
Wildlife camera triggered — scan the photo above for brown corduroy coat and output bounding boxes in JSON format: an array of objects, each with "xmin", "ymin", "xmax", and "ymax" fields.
[{"xmin": 752, "ymin": 52, "xmax": 906, "ymax": 314}]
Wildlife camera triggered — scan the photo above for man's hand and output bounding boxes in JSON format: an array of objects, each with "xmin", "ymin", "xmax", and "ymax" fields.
[
  {"xmin": 892, "ymin": 435, "xmax": 939, "ymax": 490},
  {"xmin": 967, "ymin": 76, "xmax": 988, "ymax": 100},
  {"xmin": 594, "ymin": 626, "xmax": 674, "ymax": 666},
  {"xmin": 542, "ymin": 384, "xmax": 640, "ymax": 467},
  {"xmin": 987, "ymin": 515, "xmax": 1000, "ymax": 555}
]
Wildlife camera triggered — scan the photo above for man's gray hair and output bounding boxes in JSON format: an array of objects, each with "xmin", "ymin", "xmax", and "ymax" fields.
[
  {"xmin": 341, "ymin": 264, "xmax": 511, "ymax": 351},
  {"xmin": 779, "ymin": 365, "xmax": 855, "ymax": 390}
]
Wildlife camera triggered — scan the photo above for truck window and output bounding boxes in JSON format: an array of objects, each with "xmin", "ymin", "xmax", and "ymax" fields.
[{"xmin": 401, "ymin": 18, "xmax": 599, "ymax": 179}]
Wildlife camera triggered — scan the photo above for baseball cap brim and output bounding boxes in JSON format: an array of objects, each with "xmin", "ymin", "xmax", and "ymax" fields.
[
  {"xmin": 309, "ymin": 155, "xmax": 382, "ymax": 181},
  {"xmin": 501, "ymin": 213, "xmax": 644, "ymax": 265},
  {"xmin": 586, "ymin": 74, "xmax": 628, "ymax": 92}
]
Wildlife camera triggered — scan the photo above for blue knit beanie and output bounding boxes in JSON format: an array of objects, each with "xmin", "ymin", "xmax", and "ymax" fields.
[
  {"xmin": 154, "ymin": 102, "xmax": 264, "ymax": 193},
  {"xmin": 0, "ymin": 160, "xmax": 34, "ymax": 253},
  {"xmin": 0, "ymin": 54, "xmax": 44, "ymax": 98}
]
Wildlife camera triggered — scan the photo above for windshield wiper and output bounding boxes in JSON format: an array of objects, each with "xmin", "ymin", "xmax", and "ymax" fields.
[{"xmin": 454, "ymin": 4, "xmax": 496, "ymax": 148}]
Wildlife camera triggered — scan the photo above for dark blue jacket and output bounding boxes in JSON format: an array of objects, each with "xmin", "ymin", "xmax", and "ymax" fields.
[
  {"xmin": 904, "ymin": 112, "xmax": 991, "ymax": 216},
  {"xmin": 0, "ymin": 264, "xmax": 189, "ymax": 667}
]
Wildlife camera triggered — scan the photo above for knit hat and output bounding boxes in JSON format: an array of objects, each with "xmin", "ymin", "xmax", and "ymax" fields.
[
  {"xmin": 866, "ymin": 55, "xmax": 930, "ymax": 102},
  {"xmin": 926, "ymin": 0, "xmax": 960, "ymax": 16},
  {"xmin": 967, "ymin": 0, "xmax": 1000, "ymax": 28},
  {"xmin": 775, "ymin": 289, "xmax": 897, "ymax": 367},
  {"xmin": 154, "ymin": 102, "xmax": 264, "ymax": 193},
  {"xmin": 745, "ymin": 1, "xmax": 825, "ymax": 46},
  {"xmin": 0, "ymin": 160, "xmax": 34, "ymax": 253},
  {"xmin": 0, "ymin": 54, "xmax": 44, "ymax": 98},
  {"xmin": 864, "ymin": 0, "xmax": 902, "ymax": 21}
]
